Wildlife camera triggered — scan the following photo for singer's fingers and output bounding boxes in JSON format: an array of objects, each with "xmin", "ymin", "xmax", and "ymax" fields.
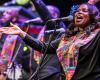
[
  {"xmin": 0, "ymin": 27, "xmax": 7, "ymax": 32},
  {"xmin": 10, "ymin": 23, "xmax": 17, "ymax": 27},
  {"xmin": 10, "ymin": 23, "xmax": 19, "ymax": 28},
  {"xmin": 0, "ymin": 23, "xmax": 23, "ymax": 35},
  {"xmin": 10, "ymin": 22, "xmax": 13, "ymax": 26},
  {"xmin": 10, "ymin": 22, "xmax": 20, "ymax": 28},
  {"xmin": 0, "ymin": 27, "xmax": 13, "ymax": 31},
  {"xmin": 0, "ymin": 27, "xmax": 17, "ymax": 34},
  {"xmin": 0, "ymin": 29, "xmax": 20, "ymax": 35},
  {"xmin": 0, "ymin": 27, "xmax": 9, "ymax": 29}
]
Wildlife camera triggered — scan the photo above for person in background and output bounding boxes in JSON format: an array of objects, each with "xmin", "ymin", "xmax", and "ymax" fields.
[
  {"xmin": 0, "ymin": 30, "xmax": 25, "ymax": 80},
  {"xmin": 0, "ymin": 3, "xmax": 100, "ymax": 80},
  {"xmin": 0, "ymin": 9, "xmax": 29, "ymax": 27},
  {"xmin": 0, "ymin": 9, "xmax": 23, "ymax": 80},
  {"xmin": 0, "ymin": 9, "xmax": 37, "ymax": 80},
  {"xmin": 0, "ymin": 9, "xmax": 20, "ymax": 27},
  {"xmin": 25, "ymin": 4, "xmax": 64, "ymax": 38},
  {"xmin": 30, "ymin": 0, "xmax": 66, "ymax": 31}
]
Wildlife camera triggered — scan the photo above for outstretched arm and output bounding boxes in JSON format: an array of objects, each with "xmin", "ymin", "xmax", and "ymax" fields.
[
  {"xmin": 0, "ymin": 23, "xmax": 59, "ymax": 53},
  {"xmin": 0, "ymin": 23, "xmax": 26, "ymax": 38}
]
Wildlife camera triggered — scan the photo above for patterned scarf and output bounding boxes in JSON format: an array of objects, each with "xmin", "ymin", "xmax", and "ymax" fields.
[
  {"xmin": 0, "ymin": 35, "xmax": 18, "ymax": 66},
  {"xmin": 57, "ymin": 29, "xmax": 100, "ymax": 80}
]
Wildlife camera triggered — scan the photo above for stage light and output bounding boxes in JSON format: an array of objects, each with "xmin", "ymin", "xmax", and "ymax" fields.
[
  {"xmin": 16, "ymin": 0, "xmax": 30, "ymax": 5},
  {"xmin": 23, "ymin": 46, "xmax": 28, "ymax": 52}
]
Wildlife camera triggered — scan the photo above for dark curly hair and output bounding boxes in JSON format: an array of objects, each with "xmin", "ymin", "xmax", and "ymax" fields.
[{"xmin": 64, "ymin": 3, "xmax": 100, "ymax": 38}]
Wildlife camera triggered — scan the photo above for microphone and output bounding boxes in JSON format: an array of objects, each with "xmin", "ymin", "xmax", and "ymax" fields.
[
  {"xmin": 45, "ymin": 28, "xmax": 65, "ymax": 34},
  {"xmin": 48, "ymin": 15, "xmax": 73, "ymax": 22},
  {"xmin": 23, "ymin": 19, "xmax": 45, "ymax": 26}
]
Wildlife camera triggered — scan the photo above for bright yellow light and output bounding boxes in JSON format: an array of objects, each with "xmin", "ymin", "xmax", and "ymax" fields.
[
  {"xmin": 23, "ymin": 46, "xmax": 28, "ymax": 51},
  {"xmin": 16, "ymin": 0, "xmax": 30, "ymax": 5}
]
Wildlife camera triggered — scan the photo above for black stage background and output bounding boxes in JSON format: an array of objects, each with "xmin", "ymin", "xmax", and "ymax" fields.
[{"xmin": 0, "ymin": 0, "xmax": 88, "ymax": 17}]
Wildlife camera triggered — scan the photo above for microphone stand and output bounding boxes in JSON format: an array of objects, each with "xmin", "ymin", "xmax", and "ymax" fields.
[{"xmin": 28, "ymin": 20, "xmax": 59, "ymax": 80}]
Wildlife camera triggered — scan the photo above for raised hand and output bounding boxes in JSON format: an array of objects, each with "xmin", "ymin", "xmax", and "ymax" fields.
[{"xmin": 0, "ymin": 23, "xmax": 26, "ymax": 38}]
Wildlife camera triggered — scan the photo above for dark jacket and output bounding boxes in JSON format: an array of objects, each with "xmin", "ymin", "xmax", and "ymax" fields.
[{"xmin": 23, "ymin": 34, "xmax": 63, "ymax": 79}]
